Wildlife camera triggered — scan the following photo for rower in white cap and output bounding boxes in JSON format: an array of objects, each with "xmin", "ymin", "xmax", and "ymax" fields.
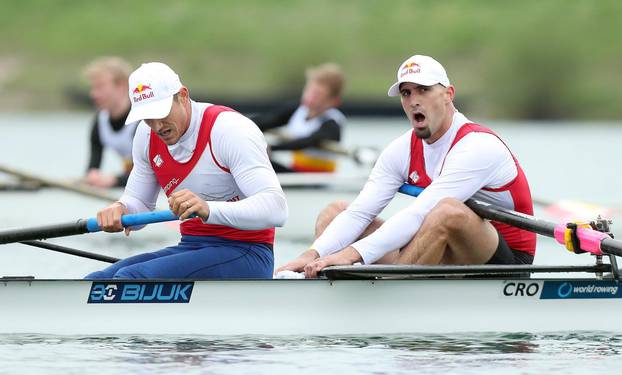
[
  {"xmin": 86, "ymin": 62, "xmax": 288, "ymax": 279},
  {"xmin": 278, "ymin": 54, "xmax": 537, "ymax": 278}
]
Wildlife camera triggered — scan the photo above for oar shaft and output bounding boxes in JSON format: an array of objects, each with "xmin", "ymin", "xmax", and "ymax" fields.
[
  {"xmin": 398, "ymin": 184, "xmax": 556, "ymax": 235},
  {"xmin": 397, "ymin": 184, "xmax": 622, "ymax": 258},
  {"xmin": 0, "ymin": 164, "xmax": 118, "ymax": 202},
  {"xmin": 0, "ymin": 220, "xmax": 88, "ymax": 244},
  {"xmin": 318, "ymin": 140, "xmax": 351, "ymax": 156},
  {"xmin": 464, "ymin": 199, "xmax": 556, "ymax": 237},
  {"xmin": 602, "ymin": 239, "xmax": 622, "ymax": 257},
  {"xmin": 0, "ymin": 210, "xmax": 184, "ymax": 244},
  {"xmin": 19, "ymin": 240, "xmax": 119, "ymax": 263}
]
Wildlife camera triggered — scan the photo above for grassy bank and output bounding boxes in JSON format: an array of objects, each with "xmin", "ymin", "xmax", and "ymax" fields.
[{"xmin": 0, "ymin": 0, "xmax": 620, "ymax": 119}]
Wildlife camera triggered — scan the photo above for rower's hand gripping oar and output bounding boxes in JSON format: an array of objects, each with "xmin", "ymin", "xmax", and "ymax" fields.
[
  {"xmin": 0, "ymin": 210, "xmax": 189, "ymax": 245},
  {"xmin": 398, "ymin": 184, "xmax": 622, "ymax": 258}
]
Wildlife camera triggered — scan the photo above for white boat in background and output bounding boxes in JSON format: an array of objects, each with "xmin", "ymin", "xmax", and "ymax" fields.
[{"xmin": 1, "ymin": 263, "xmax": 621, "ymax": 335}]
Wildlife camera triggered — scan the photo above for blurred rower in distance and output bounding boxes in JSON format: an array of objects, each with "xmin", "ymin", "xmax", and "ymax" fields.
[
  {"xmin": 252, "ymin": 63, "xmax": 346, "ymax": 173},
  {"xmin": 83, "ymin": 57, "xmax": 139, "ymax": 187}
]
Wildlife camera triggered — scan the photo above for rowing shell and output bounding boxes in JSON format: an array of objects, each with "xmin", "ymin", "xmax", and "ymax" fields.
[{"xmin": 2, "ymin": 265, "xmax": 621, "ymax": 335}]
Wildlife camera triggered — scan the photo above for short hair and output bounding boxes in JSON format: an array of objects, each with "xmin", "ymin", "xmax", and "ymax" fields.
[
  {"xmin": 83, "ymin": 57, "xmax": 132, "ymax": 85},
  {"xmin": 305, "ymin": 63, "xmax": 345, "ymax": 98}
]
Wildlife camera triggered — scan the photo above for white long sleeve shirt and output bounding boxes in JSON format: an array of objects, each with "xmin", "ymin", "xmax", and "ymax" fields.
[
  {"xmin": 312, "ymin": 111, "xmax": 518, "ymax": 264},
  {"xmin": 119, "ymin": 100, "xmax": 288, "ymax": 230}
]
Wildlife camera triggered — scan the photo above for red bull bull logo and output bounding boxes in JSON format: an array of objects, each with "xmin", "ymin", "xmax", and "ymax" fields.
[
  {"xmin": 400, "ymin": 62, "xmax": 421, "ymax": 78},
  {"xmin": 132, "ymin": 83, "xmax": 155, "ymax": 103},
  {"xmin": 133, "ymin": 84, "xmax": 152, "ymax": 94}
]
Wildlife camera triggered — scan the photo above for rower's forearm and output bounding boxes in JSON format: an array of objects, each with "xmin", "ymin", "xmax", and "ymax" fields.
[
  {"xmin": 205, "ymin": 190, "xmax": 288, "ymax": 229},
  {"xmin": 353, "ymin": 208, "xmax": 424, "ymax": 264}
]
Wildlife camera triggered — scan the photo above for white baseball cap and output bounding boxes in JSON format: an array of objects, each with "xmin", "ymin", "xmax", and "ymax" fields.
[
  {"xmin": 125, "ymin": 62, "xmax": 183, "ymax": 124},
  {"xmin": 387, "ymin": 55, "xmax": 450, "ymax": 97}
]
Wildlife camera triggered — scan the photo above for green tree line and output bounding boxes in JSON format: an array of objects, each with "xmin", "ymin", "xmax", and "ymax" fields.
[{"xmin": 0, "ymin": 0, "xmax": 620, "ymax": 119}]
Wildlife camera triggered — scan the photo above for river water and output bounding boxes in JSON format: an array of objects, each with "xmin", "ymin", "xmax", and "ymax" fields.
[{"xmin": 0, "ymin": 113, "xmax": 621, "ymax": 374}]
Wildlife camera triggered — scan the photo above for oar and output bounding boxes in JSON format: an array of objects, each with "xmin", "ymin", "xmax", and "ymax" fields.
[
  {"xmin": 0, "ymin": 210, "xmax": 183, "ymax": 245},
  {"xmin": 398, "ymin": 184, "xmax": 622, "ymax": 257},
  {"xmin": 0, "ymin": 164, "xmax": 118, "ymax": 202},
  {"xmin": 0, "ymin": 180, "xmax": 41, "ymax": 192},
  {"xmin": 19, "ymin": 240, "xmax": 119, "ymax": 263},
  {"xmin": 317, "ymin": 141, "xmax": 379, "ymax": 166},
  {"xmin": 264, "ymin": 130, "xmax": 379, "ymax": 166}
]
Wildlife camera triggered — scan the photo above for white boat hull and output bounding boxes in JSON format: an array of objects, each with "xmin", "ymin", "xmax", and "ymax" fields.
[{"xmin": 2, "ymin": 278, "xmax": 621, "ymax": 335}]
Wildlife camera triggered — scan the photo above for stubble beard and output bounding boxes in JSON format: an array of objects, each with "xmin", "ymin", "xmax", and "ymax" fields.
[{"xmin": 413, "ymin": 126, "xmax": 431, "ymax": 139}]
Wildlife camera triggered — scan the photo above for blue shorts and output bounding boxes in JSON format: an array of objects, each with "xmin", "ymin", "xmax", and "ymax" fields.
[{"xmin": 85, "ymin": 235, "xmax": 274, "ymax": 280}]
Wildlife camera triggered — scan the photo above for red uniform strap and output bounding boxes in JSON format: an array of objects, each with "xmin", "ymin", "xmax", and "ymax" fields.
[
  {"xmin": 148, "ymin": 105, "xmax": 275, "ymax": 245},
  {"xmin": 407, "ymin": 131, "xmax": 433, "ymax": 187},
  {"xmin": 149, "ymin": 105, "xmax": 234, "ymax": 194}
]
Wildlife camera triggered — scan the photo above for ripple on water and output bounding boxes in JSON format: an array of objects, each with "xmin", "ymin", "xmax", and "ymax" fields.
[{"xmin": 1, "ymin": 332, "xmax": 622, "ymax": 374}]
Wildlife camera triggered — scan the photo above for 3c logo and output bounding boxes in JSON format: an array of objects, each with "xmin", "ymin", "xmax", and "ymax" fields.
[{"xmin": 104, "ymin": 284, "xmax": 117, "ymax": 301}]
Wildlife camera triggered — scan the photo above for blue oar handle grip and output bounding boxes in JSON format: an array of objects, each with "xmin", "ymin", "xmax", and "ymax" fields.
[
  {"xmin": 83, "ymin": 187, "xmax": 419, "ymax": 233},
  {"xmin": 398, "ymin": 184, "xmax": 424, "ymax": 197},
  {"xmin": 86, "ymin": 210, "xmax": 195, "ymax": 233}
]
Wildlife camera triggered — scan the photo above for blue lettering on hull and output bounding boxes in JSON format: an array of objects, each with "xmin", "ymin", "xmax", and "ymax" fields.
[
  {"xmin": 88, "ymin": 282, "xmax": 194, "ymax": 303},
  {"xmin": 541, "ymin": 280, "xmax": 622, "ymax": 299}
]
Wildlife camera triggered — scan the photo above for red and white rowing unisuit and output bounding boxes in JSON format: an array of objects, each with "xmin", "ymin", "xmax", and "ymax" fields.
[
  {"xmin": 407, "ymin": 123, "xmax": 536, "ymax": 255},
  {"xmin": 119, "ymin": 101, "xmax": 287, "ymax": 246},
  {"xmin": 312, "ymin": 111, "xmax": 535, "ymax": 264}
]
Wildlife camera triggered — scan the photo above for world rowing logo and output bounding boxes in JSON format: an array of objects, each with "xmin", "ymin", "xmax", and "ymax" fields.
[
  {"xmin": 400, "ymin": 62, "xmax": 421, "ymax": 78},
  {"xmin": 557, "ymin": 282, "xmax": 573, "ymax": 298}
]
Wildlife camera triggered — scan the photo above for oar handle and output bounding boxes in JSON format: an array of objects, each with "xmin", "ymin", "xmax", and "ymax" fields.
[{"xmin": 85, "ymin": 210, "xmax": 188, "ymax": 232}]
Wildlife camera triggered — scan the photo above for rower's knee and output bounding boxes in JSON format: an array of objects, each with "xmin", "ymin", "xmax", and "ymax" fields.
[
  {"xmin": 84, "ymin": 270, "xmax": 108, "ymax": 280},
  {"xmin": 315, "ymin": 200, "xmax": 350, "ymax": 237},
  {"xmin": 324, "ymin": 200, "xmax": 349, "ymax": 216},
  {"xmin": 430, "ymin": 198, "xmax": 469, "ymax": 232}
]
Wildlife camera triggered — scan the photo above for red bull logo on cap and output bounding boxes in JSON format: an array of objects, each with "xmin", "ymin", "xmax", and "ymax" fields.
[
  {"xmin": 400, "ymin": 62, "xmax": 421, "ymax": 78},
  {"xmin": 133, "ymin": 84, "xmax": 152, "ymax": 94},
  {"xmin": 132, "ymin": 83, "xmax": 154, "ymax": 103}
]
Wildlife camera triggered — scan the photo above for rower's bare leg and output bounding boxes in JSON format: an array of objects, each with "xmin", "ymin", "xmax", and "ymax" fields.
[
  {"xmin": 396, "ymin": 198, "xmax": 498, "ymax": 265},
  {"xmin": 314, "ymin": 201, "xmax": 397, "ymax": 264}
]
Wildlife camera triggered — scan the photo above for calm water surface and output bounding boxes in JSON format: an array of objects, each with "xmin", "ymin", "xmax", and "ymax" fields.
[
  {"xmin": 1, "ymin": 113, "xmax": 622, "ymax": 374},
  {"xmin": 1, "ymin": 333, "xmax": 622, "ymax": 374}
]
